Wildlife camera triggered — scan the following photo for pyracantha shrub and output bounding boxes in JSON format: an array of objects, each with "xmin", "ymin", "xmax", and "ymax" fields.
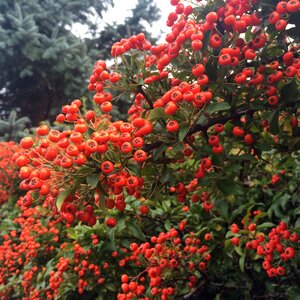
[
  {"xmin": 0, "ymin": 142, "xmax": 20, "ymax": 204},
  {"xmin": 2, "ymin": 0, "xmax": 300, "ymax": 298}
]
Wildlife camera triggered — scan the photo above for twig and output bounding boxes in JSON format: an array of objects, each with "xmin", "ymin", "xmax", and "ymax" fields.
[{"xmin": 137, "ymin": 86, "xmax": 154, "ymax": 109}]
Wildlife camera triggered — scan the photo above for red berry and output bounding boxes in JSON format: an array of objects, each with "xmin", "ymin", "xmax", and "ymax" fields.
[{"xmin": 20, "ymin": 137, "xmax": 34, "ymax": 149}]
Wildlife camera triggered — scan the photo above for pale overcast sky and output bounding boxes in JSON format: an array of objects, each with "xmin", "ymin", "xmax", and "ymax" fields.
[{"xmin": 72, "ymin": 0, "xmax": 172, "ymax": 42}]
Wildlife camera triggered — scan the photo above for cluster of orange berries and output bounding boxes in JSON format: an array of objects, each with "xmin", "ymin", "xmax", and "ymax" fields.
[
  {"xmin": 190, "ymin": 191, "xmax": 214, "ymax": 212},
  {"xmin": 0, "ymin": 142, "xmax": 20, "ymax": 204},
  {"xmin": 0, "ymin": 205, "xmax": 61, "ymax": 299},
  {"xmin": 87, "ymin": 60, "xmax": 120, "ymax": 113},
  {"xmin": 117, "ymin": 228, "xmax": 212, "ymax": 300},
  {"xmin": 230, "ymin": 220, "xmax": 299, "ymax": 278},
  {"xmin": 48, "ymin": 257, "xmax": 70, "ymax": 299},
  {"xmin": 47, "ymin": 239, "xmax": 127, "ymax": 297},
  {"xmin": 111, "ymin": 33, "xmax": 152, "ymax": 57},
  {"xmin": 153, "ymin": 81, "xmax": 213, "ymax": 117},
  {"xmin": 109, "ymin": 0, "xmax": 300, "ymax": 113},
  {"xmin": 14, "ymin": 92, "xmax": 156, "ymax": 225}
]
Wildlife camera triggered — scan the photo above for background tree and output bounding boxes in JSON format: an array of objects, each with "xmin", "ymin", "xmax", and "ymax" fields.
[
  {"xmin": 0, "ymin": 0, "xmax": 160, "ymax": 125},
  {"xmin": 0, "ymin": 110, "xmax": 31, "ymax": 141}
]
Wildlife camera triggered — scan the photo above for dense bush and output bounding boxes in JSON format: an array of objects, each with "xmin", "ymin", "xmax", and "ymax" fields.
[
  {"xmin": 0, "ymin": 0, "xmax": 300, "ymax": 299},
  {"xmin": 0, "ymin": 142, "xmax": 20, "ymax": 202}
]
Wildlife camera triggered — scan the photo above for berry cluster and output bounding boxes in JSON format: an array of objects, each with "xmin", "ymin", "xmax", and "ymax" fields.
[
  {"xmin": 230, "ymin": 219, "xmax": 299, "ymax": 278},
  {"xmin": 118, "ymin": 228, "xmax": 213, "ymax": 300},
  {"xmin": 0, "ymin": 142, "xmax": 20, "ymax": 204}
]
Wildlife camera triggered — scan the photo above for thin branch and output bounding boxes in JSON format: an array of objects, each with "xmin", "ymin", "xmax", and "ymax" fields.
[
  {"xmin": 143, "ymin": 105, "xmax": 253, "ymax": 152},
  {"xmin": 143, "ymin": 140, "xmax": 163, "ymax": 152},
  {"xmin": 189, "ymin": 105, "xmax": 252, "ymax": 135},
  {"xmin": 137, "ymin": 86, "xmax": 154, "ymax": 109}
]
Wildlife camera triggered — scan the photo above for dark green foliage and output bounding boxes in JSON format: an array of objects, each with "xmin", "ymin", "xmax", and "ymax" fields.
[
  {"xmin": 0, "ymin": 110, "xmax": 31, "ymax": 141},
  {"xmin": 0, "ymin": 0, "xmax": 160, "ymax": 124}
]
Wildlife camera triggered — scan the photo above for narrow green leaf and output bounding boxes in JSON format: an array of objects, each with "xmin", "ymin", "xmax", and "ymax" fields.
[
  {"xmin": 243, "ymin": 204, "xmax": 255, "ymax": 226},
  {"xmin": 76, "ymin": 166, "xmax": 95, "ymax": 175},
  {"xmin": 239, "ymin": 250, "xmax": 246, "ymax": 272},
  {"xmin": 56, "ymin": 189, "xmax": 70, "ymax": 212},
  {"xmin": 256, "ymin": 222, "xmax": 275, "ymax": 230},
  {"xmin": 269, "ymin": 109, "xmax": 279, "ymax": 135},
  {"xmin": 148, "ymin": 107, "xmax": 168, "ymax": 121},
  {"xmin": 178, "ymin": 123, "xmax": 190, "ymax": 142},
  {"xmin": 280, "ymin": 80, "xmax": 300, "ymax": 104},
  {"xmin": 152, "ymin": 144, "xmax": 168, "ymax": 161},
  {"xmin": 108, "ymin": 228, "xmax": 115, "ymax": 242},
  {"xmin": 127, "ymin": 163, "xmax": 141, "ymax": 176},
  {"xmin": 126, "ymin": 221, "xmax": 146, "ymax": 241},
  {"xmin": 164, "ymin": 220, "xmax": 172, "ymax": 231},
  {"xmin": 216, "ymin": 179, "xmax": 244, "ymax": 195},
  {"xmin": 253, "ymin": 212, "xmax": 268, "ymax": 223},
  {"xmin": 206, "ymin": 102, "xmax": 230, "ymax": 114},
  {"xmin": 87, "ymin": 174, "xmax": 99, "ymax": 188},
  {"xmin": 97, "ymin": 181, "xmax": 109, "ymax": 197},
  {"xmin": 224, "ymin": 239, "xmax": 232, "ymax": 249},
  {"xmin": 234, "ymin": 246, "xmax": 244, "ymax": 256}
]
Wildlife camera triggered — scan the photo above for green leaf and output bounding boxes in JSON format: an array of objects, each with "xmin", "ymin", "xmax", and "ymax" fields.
[
  {"xmin": 152, "ymin": 144, "xmax": 168, "ymax": 161},
  {"xmin": 148, "ymin": 107, "xmax": 168, "ymax": 121},
  {"xmin": 56, "ymin": 189, "xmax": 70, "ymax": 212},
  {"xmin": 161, "ymin": 170, "xmax": 171, "ymax": 183},
  {"xmin": 108, "ymin": 228, "xmax": 115, "ymax": 242},
  {"xmin": 224, "ymin": 164, "xmax": 243, "ymax": 173},
  {"xmin": 224, "ymin": 239, "xmax": 232, "ymax": 249},
  {"xmin": 216, "ymin": 179, "xmax": 244, "ymax": 195},
  {"xmin": 253, "ymin": 212, "xmax": 268, "ymax": 223},
  {"xmin": 214, "ymin": 200, "xmax": 229, "ymax": 220},
  {"xmin": 255, "ymin": 140, "xmax": 272, "ymax": 151},
  {"xmin": 87, "ymin": 174, "xmax": 99, "ymax": 188},
  {"xmin": 178, "ymin": 123, "xmax": 190, "ymax": 142},
  {"xmin": 162, "ymin": 199, "xmax": 171, "ymax": 212},
  {"xmin": 77, "ymin": 166, "xmax": 95, "ymax": 175},
  {"xmin": 234, "ymin": 246, "xmax": 244, "ymax": 256},
  {"xmin": 164, "ymin": 220, "xmax": 172, "ymax": 231},
  {"xmin": 256, "ymin": 222, "xmax": 275, "ymax": 230},
  {"xmin": 287, "ymin": 288, "xmax": 300, "ymax": 300},
  {"xmin": 105, "ymin": 283, "xmax": 116, "ymax": 292},
  {"xmin": 196, "ymin": 114, "xmax": 208, "ymax": 125},
  {"xmin": 97, "ymin": 181, "xmax": 109, "ymax": 197},
  {"xmin": 250, "ymin": 101, "xmax": 266, "ymax": 111},
  {"xmin": 201, "ymin": 30, "xmax": 212, "ymax": 54},
  {"xmin": 126, "ymin": 221, "xmax": 146, "ymax": 241},
  {"xmin": 142, "ymin": 165, "xmax": 156, "ymax": 177},
  {"xmin": 269, "ymin": 109, "xmax": 279, "ymax": 135},
  {"xmin": 239, "ymin": 250, "xmax": 246, "ymax": 272},
  {"xmin": 173, "ymin": 142, "xmax": 184, "ymax": 152},
  {"xmin": 66, "ymin": 228, "xmax": 78, "ymax": 239},
  {"xmin": 245, "ymin": 26, "xmax": 253, "ymax": 42},
  {"xmin": 242, "ymin": 204, "xmax": 256, "ymax": 227},
  {"xmin": 127, "ymin": 163, "xmax": 141, "ymax": 176},
  {"xmin": 116, "ymin": 218, "xmax": 126, "ymax": 233},
  {"xmin": 280, "ymin": 80, "xmax": 300, "ymax": 104},
  {"xmin": 206, "ymin": 102, "xmax": 230, "ymax": 114}
]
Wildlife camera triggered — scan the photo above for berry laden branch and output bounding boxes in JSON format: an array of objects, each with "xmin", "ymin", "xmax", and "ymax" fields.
[{"xmin": 143, "ymin": 105, "xmax": 254, "ymax": 152}]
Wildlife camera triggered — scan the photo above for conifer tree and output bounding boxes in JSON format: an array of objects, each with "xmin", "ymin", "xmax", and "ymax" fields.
[{"xmin": 0, "ymin": 0, "xmax": 160, "ymax": 124}]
